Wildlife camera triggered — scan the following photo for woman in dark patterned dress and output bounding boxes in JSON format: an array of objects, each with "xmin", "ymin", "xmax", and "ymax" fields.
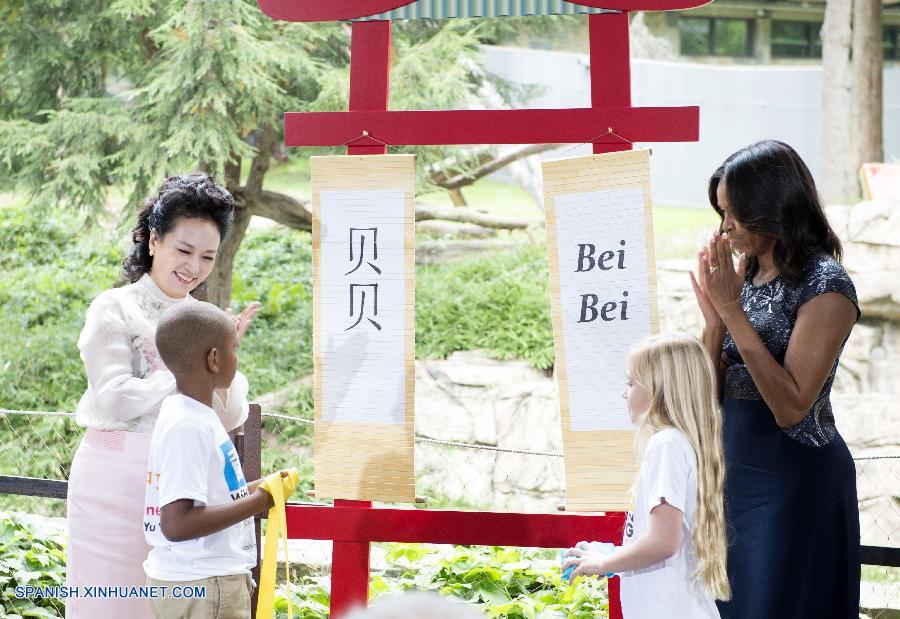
[{"xmin": 689, "ymin": 140, "xmax": 860, "ymax": 618}]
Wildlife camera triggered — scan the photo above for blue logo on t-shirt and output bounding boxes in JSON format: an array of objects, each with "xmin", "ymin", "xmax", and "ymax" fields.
[{"xmin": 219, "ymin": 440, "xmax": 247, "ymax": 497}]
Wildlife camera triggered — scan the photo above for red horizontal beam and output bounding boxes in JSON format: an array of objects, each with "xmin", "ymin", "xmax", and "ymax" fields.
[
  {"xmin": 257, "ymin": 0, "xmax": 416, "ymax": 22},
  {"xmin": 285, "ymin": 504, "xmax": 626, "ymax": 548},
  {"xmin": 256, "ymin": 0, "xmax": 710, "ymax": 22},
  {"xmin": 285, "ymin": 107, "xmax": 698, "ymax": 147}
]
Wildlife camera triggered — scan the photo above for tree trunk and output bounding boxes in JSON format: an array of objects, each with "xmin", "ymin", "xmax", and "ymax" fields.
[
  {"xmin": 208, "ymin": 126, "xmax": 280, "ymax": 307},
  {"xmin": 207, "ymin": 203, "xmax": 252, "ymax": 308},
  {"xmin": 448, "ymin": 188, "xmax": 467, "ymax": 206},
  {"xmin": 850, "ymin": 0, "xmax": 884, "ymax": 189},
  {"xmin": 820, "ymin": 0, "xmax": 854, "ymax": 205}
]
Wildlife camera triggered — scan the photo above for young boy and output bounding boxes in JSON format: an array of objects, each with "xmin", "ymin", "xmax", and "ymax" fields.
[{"xmin": 143, "ymin": 302, "xmax": 285, "ymax": 619}]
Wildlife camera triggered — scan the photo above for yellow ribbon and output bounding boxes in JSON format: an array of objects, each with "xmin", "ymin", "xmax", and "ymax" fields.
[{"xmin": 256, "ymin": 468, "xmax": 300, "ymax": 619}]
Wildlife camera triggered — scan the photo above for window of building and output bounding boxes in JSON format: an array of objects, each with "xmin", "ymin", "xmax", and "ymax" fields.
[
  {"xmin": 886, "ymin": 26, "xmax": 899, "ymax": 61},
  {"xmin": 772, "ymin": 21, "xmax": 822, "ymax": 58},
  {"xmin": 679, "ymin": 17, "xmax": 754, "ymax": 57}
]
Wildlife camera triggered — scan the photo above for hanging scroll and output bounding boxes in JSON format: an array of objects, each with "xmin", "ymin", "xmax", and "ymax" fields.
[
  {"xmin": 542, "ymin": 149, "xmax": 659, "ymax": 511},
  {"xmin": 312, "ymin": 154, "xmax": 416, "ymax": 503}
]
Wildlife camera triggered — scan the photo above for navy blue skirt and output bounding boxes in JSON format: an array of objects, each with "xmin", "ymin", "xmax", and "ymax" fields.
[{"xmin": 716, "ymin": 397, "xmax": 860, "ymax": 619}]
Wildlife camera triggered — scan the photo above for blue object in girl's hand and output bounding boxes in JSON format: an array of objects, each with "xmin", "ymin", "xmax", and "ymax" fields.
[
  {"xmin": 561, "ymin": 542, "xmax": 617, "ymax": 583},
  {"xmin": 560, "ymin": 550, "xmax": 576, "ymax": 582}
]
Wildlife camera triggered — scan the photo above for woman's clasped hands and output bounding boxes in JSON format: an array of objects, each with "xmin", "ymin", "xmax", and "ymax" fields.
[{"xmin": 689, "ymin": 230, "xmax": 746, "ymax": 324}]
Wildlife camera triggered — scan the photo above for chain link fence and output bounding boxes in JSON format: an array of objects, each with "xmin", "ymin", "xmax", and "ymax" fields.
[{"xmin": 1, "ymin": 408, "xmax": 898, "ymax": 614}]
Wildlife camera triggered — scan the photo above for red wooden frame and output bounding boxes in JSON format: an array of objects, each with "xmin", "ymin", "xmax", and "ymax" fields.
[
  {"xmin": 258, "ymin": 6, "xmax": 701, "ymax": 617},
  {"xmin": 282, "ymin": 13, "xmax": 697, "ymax": 152},
  {"xmin": 257, "ymin": 0, "xmax": 711, "ymax": 23},
  {"xmin": 286, "ymin": 503, "xmax": 627, "ymax": 617},
  {"xmin": 285, "ymin": 107, "xmax": 697, "ymax": 148}
]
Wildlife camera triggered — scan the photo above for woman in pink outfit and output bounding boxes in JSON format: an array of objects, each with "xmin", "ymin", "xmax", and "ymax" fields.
[{"xmin": 66, "ymin": 173, "xmax": 259, "ymax": 618}]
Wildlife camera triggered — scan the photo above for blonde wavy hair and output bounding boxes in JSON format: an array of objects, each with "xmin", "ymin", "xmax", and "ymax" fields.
[{"xmin": 628, "ymin": 332, "xmax": 731, "ymax": 601}]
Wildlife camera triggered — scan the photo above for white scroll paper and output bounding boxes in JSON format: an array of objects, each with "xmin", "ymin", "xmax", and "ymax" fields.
[{"xmin": 542, "ymin": 149, "xmax": 659, "ymax": 511}]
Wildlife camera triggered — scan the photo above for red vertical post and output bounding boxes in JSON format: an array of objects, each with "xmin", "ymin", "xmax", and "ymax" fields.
[
  {"xmin": 590, "ymin": 15, "xmax": 629, "ymax": 619},
  {"xmin": 330, "ymin": 499, "xmax": 375, "ymax": 616},
  {"xmin": 348, "ymin": 19, "xmax": 392, "ymax": 156},
  {"xmin": 589, "ymin": 12, "xmax": 632, "ymax": 156},
  {"xmin": 608, "ymin": 573, "xmax": 623, "ymax": 619},
  {"xmin": 329, "ymin": 19, "xmax": 392, "ymax": 619}
]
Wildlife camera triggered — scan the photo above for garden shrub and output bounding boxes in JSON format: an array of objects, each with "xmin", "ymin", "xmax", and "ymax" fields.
[
  {"xmin": 0, "ymin": 516, "xmax": 66, "ymax": 618},
  {"xmin": 273, "ymin": 544, "xmax": 610, "ymax": 619},
  {"xmin": 416, "ymin": 243, "xmax": 554, "ymax": 369}
]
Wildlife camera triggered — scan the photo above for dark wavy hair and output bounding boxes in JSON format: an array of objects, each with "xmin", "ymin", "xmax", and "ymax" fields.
[
  {"xmin": 123, "ymin": 173, "xmax": 235, "ymax": 299},
  {"xmin": 708, "ymin": 140, "xmax": 842, "ymax": 283}
]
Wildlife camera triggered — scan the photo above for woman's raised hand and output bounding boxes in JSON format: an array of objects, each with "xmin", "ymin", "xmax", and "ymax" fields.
[
  {"xmin": 701, "ymin": 230, "xmax": 746, "ymax": 318},
  {"xmin": 690, "ymin": 246, "xmax": 724, "ymax": 329},
  {"xmin": 226, "ymin": 301, "xmax": 261, "ymax": 346}
]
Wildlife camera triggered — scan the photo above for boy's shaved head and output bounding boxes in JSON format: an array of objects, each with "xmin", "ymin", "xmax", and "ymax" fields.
[{"xmin": 156, "ymin": 302, "xmax": 235, "ymax": 375}]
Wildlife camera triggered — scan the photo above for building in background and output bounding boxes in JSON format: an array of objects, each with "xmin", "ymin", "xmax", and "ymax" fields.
[{"xmin": 646, "ymin": 0, "xmax": 900, "ymax": 65}]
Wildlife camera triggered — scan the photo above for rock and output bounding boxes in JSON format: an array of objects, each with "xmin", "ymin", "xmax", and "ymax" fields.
[
  {"xmin": 415, "ymin": 442, "xmax": 497, "ymax": 508},
  {"xmin": 414, "ymin": 352, "xmax": 564, "ymax": 511},
  {"xmin": 414, "ymin": 362, "xmax": 478, "ymax": 443},
  {"xmin": 827, "ymin": 201, "xmax": 900, "ymax": 320},
  {"xmin": 834, "ymin": 395, "xmax": 900, "ymax": 454}
]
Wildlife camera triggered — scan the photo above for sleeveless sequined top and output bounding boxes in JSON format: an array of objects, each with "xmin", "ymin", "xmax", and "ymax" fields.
[{"xmin": 721, "ymin": 252, "xmax": 859, "ymax": 446}]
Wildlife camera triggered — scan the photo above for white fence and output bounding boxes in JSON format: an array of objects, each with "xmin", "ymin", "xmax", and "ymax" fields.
[{"xmin": 483, "ymin": 45, "xmax": 900, "ymax": 207}]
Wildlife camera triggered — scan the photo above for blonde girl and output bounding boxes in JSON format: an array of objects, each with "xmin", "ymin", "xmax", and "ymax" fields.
[{"xmin": 562, "ymin": 332, "xmax": 730, "ymax": 618}]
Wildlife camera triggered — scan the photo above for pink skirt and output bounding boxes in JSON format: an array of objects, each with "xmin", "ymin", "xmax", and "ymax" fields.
[{"xmin": 66, "ymin": 429, "xmax": 154, "ymax": 619}]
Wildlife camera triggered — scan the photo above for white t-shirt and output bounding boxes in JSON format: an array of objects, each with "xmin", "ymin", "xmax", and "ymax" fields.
[
  {"xmin": 143, "ymin": 394, "xmax": 257, "ymax": 581},
  {"xmin": 620, "ymin": 428, "xmax": 720, "ymax": 619}
]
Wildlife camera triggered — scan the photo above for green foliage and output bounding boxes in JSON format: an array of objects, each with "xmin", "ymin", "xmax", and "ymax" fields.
[
  {"xmin": 0, "ymin": 200, "xmax": 120, "ymax": 413},
  {"xmin": 0, "ymin": 0, "xmax": 333, "ymax": 211},
  {"xmin": 0, "ymin": 516, "xmax": 66, "ymax": 618},
  {"xmin": 0, "ymin": 0, "xmax": 527, "ymax": 219},
  {"xmin": 274, "ymin": 544, "xmax": 610, "ymax": 619},
  {"xmin": 416, "ymin": 243, "xmax": 555, "ymax": 369},
  {"xmin": 0, "ymin": 199, "xmax": 119, "ymax": 514},
  {"xmin": 229, "ymin": 227, "xmax": 314, "ymax": 395},
  {"xmin": 861, "ymin": 565, "xmax": 900, "ymax": 585}
]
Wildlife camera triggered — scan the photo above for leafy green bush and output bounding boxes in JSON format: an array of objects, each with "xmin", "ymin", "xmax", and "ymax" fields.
[
  {"xmin": 230, "ymin": 227, "xmax": 314, "ymax": 396},
  {"xmin": 274, "ymin": 544, "xmax": 610, "ymax": 619},
  {"xmin": 0, "ymin": 200, "xmax": 121, "ymax": 412},
  {"xmin": 416, "ymin": 244, "xmax": 554, "ymax": 369},
  {"xmin": 0, "ymin": 201, "xmax": 119, "ymax": 514},
  {"xmin": 0, "ymin": 516, "xmax": 66, "ymax": 618}
]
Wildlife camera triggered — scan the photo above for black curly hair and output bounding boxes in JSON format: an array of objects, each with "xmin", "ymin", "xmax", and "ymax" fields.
[
  {"xmin": 123, "ymin": 173, "xmax": 235, "ymax": 299},
  {"xmin": 708, "ymin": 140, "xmax": 842, "ymax": 283}
]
